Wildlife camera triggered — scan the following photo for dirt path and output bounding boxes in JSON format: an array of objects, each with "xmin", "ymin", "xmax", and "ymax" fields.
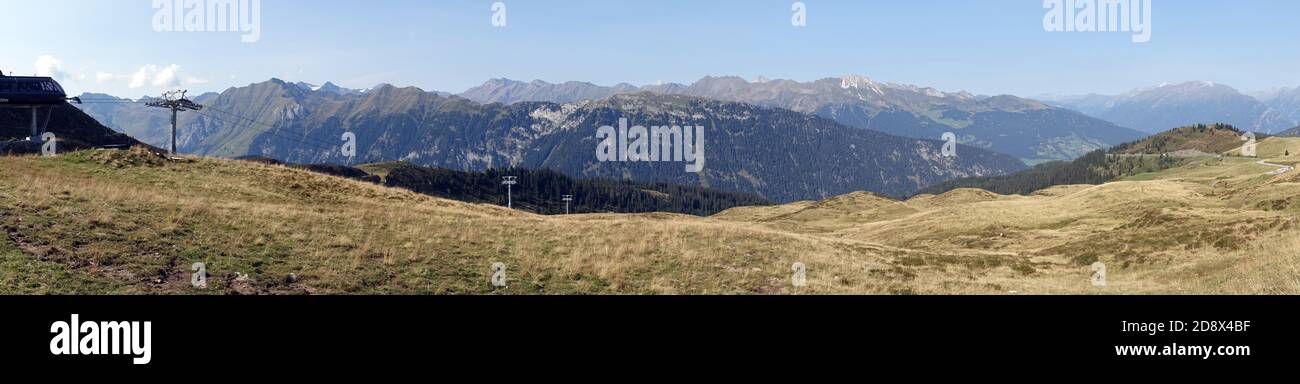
[{"xmin": 1257, "ymin": 160, "xmax": 1293, "ymax": 175}]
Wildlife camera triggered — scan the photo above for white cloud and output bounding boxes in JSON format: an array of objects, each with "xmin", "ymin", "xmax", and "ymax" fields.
[
  {"xmin": 128, "ymin": 64, "xmax": 184, "ymax": 89},
  {"xmin": 152, "ymin": 64, "xmax": 181, "ymax": 87},
  {"xmin": 129, "ymin": 66, "xmax": 152, "ymax": 88},
  {"xmin": 96, "ymin": 72, "xmax": 120, "ymax": 83},
  {"xmin": 34, "ymin": 55, "xmax": 71, "ymax": 81},
  {"xmin": 184, "ymin": 76, "xmax": 210, "ymax": 85}
]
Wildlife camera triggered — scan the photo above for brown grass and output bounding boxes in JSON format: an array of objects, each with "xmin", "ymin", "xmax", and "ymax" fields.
[{"xmin": 4, "ymin": 139, "xmax": 1300, "ymax": 294}]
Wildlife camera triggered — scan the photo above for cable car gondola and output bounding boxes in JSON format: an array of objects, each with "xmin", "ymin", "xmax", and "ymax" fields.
[{"xmin": 0, "ymin": 70, "xmax": 79, "ymax": 141}]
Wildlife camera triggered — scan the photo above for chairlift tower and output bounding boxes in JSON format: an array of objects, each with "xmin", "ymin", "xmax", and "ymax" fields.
[
  {"xmin": 501, "ymin": 176, "xmax": 518, "ymax": 209},
  {"xmin": 562, "ymin": 194, "xmax": 573, "ymax": 214},
  {"xmin": 145, "ymin": 90, "xmax": 203, "ymax": 156}
]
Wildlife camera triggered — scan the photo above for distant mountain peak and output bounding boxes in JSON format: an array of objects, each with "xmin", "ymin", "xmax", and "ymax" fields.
[
  {"xmin": 78, "ymin": 92, "xmax": 125, "ymax": 100},
  {"xmin": 316, "ymin": 81, "xmax": 362, "ymax": 96},
  {"xmin": 839, "ymin": 74, "xmax": 876, "ymax": 89},
  {"xmin": 243, "ymin": 78, "xmax": 306, "ymax": 94},
  {"xmin": 290, "ymin": 81, "xmax": 321, "ymax": 92},
  {"xmin": 1175, "ymin": 80, "xmax": 1226, "ymax": 89},
  {"xmin": 1048, "ymin": 81, "xmax": 1295, "ymax": 134},
  {"xmin": 698, "ymin": 75, "xmax": 746, "ymax": 82}
]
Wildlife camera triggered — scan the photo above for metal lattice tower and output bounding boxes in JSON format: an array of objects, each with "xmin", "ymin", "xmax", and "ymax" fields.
[
  {"xmin": 562, "ymin": 195, "xmax": 573, "ymax": 214},
  {"xmin": 145, "ymin": 90, "xmax": 203, "ymax": 155},
  {"xmin": 501, "ymin": 176, "xmax": 518, "ymax": 209}
]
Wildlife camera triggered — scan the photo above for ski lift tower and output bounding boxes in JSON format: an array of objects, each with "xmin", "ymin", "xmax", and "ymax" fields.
[
  {"xmin": 562, "ymin": 194, "xmax": 573, "ymax": 214},
  {"xmin": 501, "ymin": 176, "xmax": 518, "ymax": 209},
  {"xmin": 145, "ymin": 90, "xmax": 203, "ymax": 156}
]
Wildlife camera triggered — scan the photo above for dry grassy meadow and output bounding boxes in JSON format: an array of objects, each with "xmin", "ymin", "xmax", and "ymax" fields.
[{"xmin": 3, "ymin": 138, "xmax": 1300, "ymax": 295}]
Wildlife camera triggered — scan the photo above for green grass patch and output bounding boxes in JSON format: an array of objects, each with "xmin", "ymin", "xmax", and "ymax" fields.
[{"xmin": 0, "ymin": 238, "xmax": 132, "ymax": 294}]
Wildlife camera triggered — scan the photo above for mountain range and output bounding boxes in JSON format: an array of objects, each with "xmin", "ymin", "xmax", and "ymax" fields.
[
  {"xmin": 77, "ymin": 75, "xmax": 1162, "ymax": 167},
  {"xmin": 1255, "ymin": 86, "xmax": 1300, "ymax": 127},
  {"xmin": 76, "ymin": 78, "xmax": 1025, "ymax": 202},
  {"xmin": 460, "ymin": 76, "xmax": 1147, "ymax": 164},
  {"xmin": 1044, "ymin": 81, "xmax": 1298, "ymax": 134},
  {"xmin": 1279, "ymin": 125, "xmax": 1300, "ymax": 137}
]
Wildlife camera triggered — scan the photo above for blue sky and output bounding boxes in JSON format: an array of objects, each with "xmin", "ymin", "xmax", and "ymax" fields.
[{"xmin": 5, "ymin": 0, "xmax": 1300, "ymax": 98}]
